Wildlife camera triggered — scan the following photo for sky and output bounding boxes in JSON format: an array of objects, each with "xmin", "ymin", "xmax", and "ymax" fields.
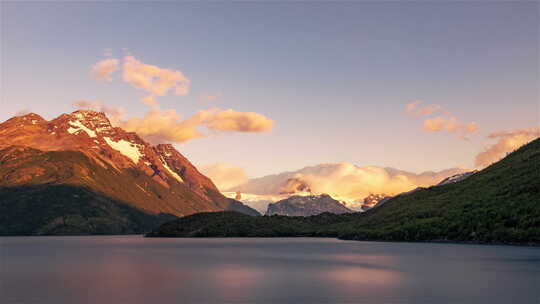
[{"xmin": 1, "ymin": 1, "xmax": 538, "ymax": 178}]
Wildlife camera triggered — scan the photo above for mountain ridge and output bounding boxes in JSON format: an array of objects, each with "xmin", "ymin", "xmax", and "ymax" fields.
[
  {"xmin": 149, "ymin": 138, "xmax": 540, "ymax": 245},
  {"xmin": 0, "ymin": 111, "xmax": 258, "ymax": 235}
]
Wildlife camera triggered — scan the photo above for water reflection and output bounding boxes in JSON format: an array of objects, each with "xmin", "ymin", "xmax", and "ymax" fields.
[{"xmin": 1, "ymin": 237, "xmax": 538, "ymax": 304}]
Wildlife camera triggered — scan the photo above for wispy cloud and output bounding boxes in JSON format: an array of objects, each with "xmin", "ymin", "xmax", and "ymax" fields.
[
  {"xmin": 85, "ymin": 54, "xmax": 274, "ymax": 144},
  {"xmin": 122, "ymin": 55, "xmax": 190, "ymax": 96},
  {"xmin": 91, "ymin": 58, "xmax": 119, "ymax": 82},
  {"xmin": 141, "ymin": 95, "xmax": 158, "ymax": 106},
  {"xmin": 406, "ymin": 100, "xmax": 443, "ymax": 116},
  {"xmin": 406, "ymin": 100, "xmax": 478, "ymax": 139},
  {"xmin": 199, "ymin": 93, "xmax": 220, "ymax": 104},
  {"xmin": 475, "ymin": 126, "xmax": 540, "ymax": 167}
]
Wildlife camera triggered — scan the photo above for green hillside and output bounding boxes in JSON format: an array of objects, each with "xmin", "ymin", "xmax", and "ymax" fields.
[
  {"xmin": 0, "ymin": 185, "xmax": 175, "ymax": 235},
  {"xmin": 148, "ymin": 138, "xmax": 540, "ymax": 245}
]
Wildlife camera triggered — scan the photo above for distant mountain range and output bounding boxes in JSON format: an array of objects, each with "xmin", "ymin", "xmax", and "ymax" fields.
[
  {"xmin": 0, "ymin": 111, "xmax": 258, "ymax": 235},
  {"xmin": 149, "ymin": 138, "xmax": 540, "ymax": 245},
  {"xmin": 266, "ymin": 194, "xmax": 353, "ymax": 216},
  {"xmin": 227, "ymin": 163, "xmax": 470, "ymax": 210}
]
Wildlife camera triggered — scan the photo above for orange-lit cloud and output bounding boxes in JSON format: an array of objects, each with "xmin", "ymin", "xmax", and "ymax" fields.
[
  {"xmin": 475, "ymin": 126, "xmax": 539, "ymax": 167},
  {"xmin": 200, "ymin": 163, "xmax": 248, "ymax": 190},
  {"xmin": 423, "ymin": 116, "xmax": 478, "ymax": 138},
  {"xmin": 141, "ymin": 95, "xmax": 157, "ymax": 106},
  {"xmin": 199, "ymin": 93, "xmax": 220, "ymax": 103},
  {"xmin": 91, "ymin": 58, "xmax": 119, "ymax": 82},
  {"xmin": 114, "ymin": 107, "xmax": 273, "ymax": 144},
  {"xmin": 118, "ymin": 107, "xmax": 203, "ymax": 143},
  {"xmin": 122, "ymin": 55, "xmax": 190, "ymax": 96},
  {"xmin": 86, "ymin": 54, "xmax": 273, "ymax": 144},
  {"xmin": 91, "ymin": 55, "xmax": 190, "ymax": 96},
  {"xmin": 200, "ymin": 108, "xmax": 274, "ymax": 133},
  {"xmin": 406, "ymin": 100, "xmax": 442, "ymax": 116},
  {"xmin": 406, "ymin": 100, "xmax": 478, "ymax": 139}
]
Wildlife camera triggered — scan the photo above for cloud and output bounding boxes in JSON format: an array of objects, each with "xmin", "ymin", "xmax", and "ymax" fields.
[
  {"xmin": 117, "ymin": 107, "xmax": 203, "ymax": 143},
  {"xmin": 199, "ymin": 93, "xmax": 220, "ymax": 103},
  {"xmin": 86, "ymin": 54, "xmax": 273, "ymax": 144},
  {"xmin": 232, "ymin": 163, "xmax": 469, "ymax": 204},
  {"xmin": 423, "ymin": 116, "xmax": 447, "ymax": 131},
  {"xmin": 475, "ymin": 126, "xmax": 540, "ymax": 167},
  {"xmin": 406, "ymin": 100, "xmax": 478, "ymax": 139},
  {"xmin": 199, "ymin": 163, "xmax": 248, "ymax": 191},
  {"xmin": 199, "ymin": 108, "xmax": 274, "ymax": 133},
  {"xmin": 115, "ymin": 107, "xmax": 273, "ymax": 144},
  {"xmin": 142, "ymin": 95, "xmax": 157, "ymax": 106},
  {"xmin": 423, "ymin": 116, "xmax": 478, "ymax": 138},
  {"xmin": 122, "ymin": 55, "xmax": 190, "ymax": 96},
  {"xmin": 91, "ymin": 58, "xmax": 119, "ymax": 82},
  {"xmin": 406, "ymin": 100, "xmax": 442, "ymax": 116}
]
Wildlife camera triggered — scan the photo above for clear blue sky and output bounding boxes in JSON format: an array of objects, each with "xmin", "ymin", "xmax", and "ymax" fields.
[{"xmin": 1, "ymin": 1, "xmax": 538, "ymax": 177}]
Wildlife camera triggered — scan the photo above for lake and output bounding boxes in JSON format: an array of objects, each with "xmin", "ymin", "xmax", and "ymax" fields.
[{"xmin": 1, "ymin": 236, "xmax": 538, "ymax": 304}]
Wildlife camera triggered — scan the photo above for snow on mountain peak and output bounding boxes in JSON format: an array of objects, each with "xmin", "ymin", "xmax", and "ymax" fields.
[{"xmin": 103, "ymin": 137, "xmax": 143, "ymax": 164}]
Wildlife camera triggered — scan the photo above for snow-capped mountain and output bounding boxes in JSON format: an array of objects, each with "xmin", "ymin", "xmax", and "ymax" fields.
[
  {"xmin": 0, "ymin": 111, "xmax": 258, "ymax": 222},
  {"xmin": 266, "ymin": 194, "xmax": 353, "ymax": 216},
  {"xmin": 228, "ymin": 163, "xmax": 470, "ymax": 210}
]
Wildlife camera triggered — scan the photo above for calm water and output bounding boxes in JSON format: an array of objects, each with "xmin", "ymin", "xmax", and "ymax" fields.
[{"xmin": 1, "ymin": 237, "xmax": 538, "ymax": 304}]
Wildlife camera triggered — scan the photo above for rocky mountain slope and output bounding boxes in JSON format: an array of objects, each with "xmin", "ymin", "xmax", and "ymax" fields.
[
  {"xmin": 149, "ymin": 138, "xmax": 540, "ymax": 245},
  {"xmin": 0, "ymin": 111, "xmax": 258, "ymax": 235},
  {"xmin": 266, "ymin": 194, "xmax": 353, "ymax": 216}
]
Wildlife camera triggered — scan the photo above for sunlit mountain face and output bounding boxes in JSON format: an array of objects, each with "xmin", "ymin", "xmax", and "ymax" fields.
[
  {"xmin": 223, "ymin": 164, "xmax": 470, "ymax": 211},
  {"xmin": 0, "ymin": 110, "xmax": 259, "ymax": 234}
]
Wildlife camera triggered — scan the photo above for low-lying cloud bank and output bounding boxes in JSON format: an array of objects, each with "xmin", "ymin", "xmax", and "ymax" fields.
[
  {"xmin": 225, "ymin": 163, "xmax": 468, "ymax": 204},
  {"xmin": 475, "ymin": 126, "xmax": 540, "ymax": 167}
]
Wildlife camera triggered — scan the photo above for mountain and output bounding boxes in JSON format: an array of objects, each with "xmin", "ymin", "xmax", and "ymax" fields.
[
  {"xmin": 360, "ymin": 193, "xmax": 389, "ymax": 211},
  {"xmin": 266, "ymin": 194, "xmax": 353, "ymax": 216},
  {"xmin": 228, "ymin": 163, "xmax": 469, "ymax": 210},
  {"xmin": 149, "ymin": 138, "xmax": 540, "ymax": 245},
  {"xmin": 437, "ymin": 170, "xmax": 477, "ymax": 186},
  {"xmin": 0, "ymin": 111, "xmax": 258, "ymax": 235}
]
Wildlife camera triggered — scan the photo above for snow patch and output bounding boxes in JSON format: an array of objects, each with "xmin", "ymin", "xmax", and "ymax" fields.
[
  {"xmin": 68, "ymin": 120, "xmax": 97, "ymax": 138},
  {"xmin": 104, "ymin": 137, "xmax": 142, "ymax": 164},
  {"xmin": 160, "ymin": 157, "xmax": 183, "ymax": 183}
]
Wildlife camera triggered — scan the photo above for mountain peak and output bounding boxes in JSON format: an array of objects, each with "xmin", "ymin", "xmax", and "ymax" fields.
[{"xmin": 67, "ymin": 110, "xmax": 113, "ymax": 131}]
